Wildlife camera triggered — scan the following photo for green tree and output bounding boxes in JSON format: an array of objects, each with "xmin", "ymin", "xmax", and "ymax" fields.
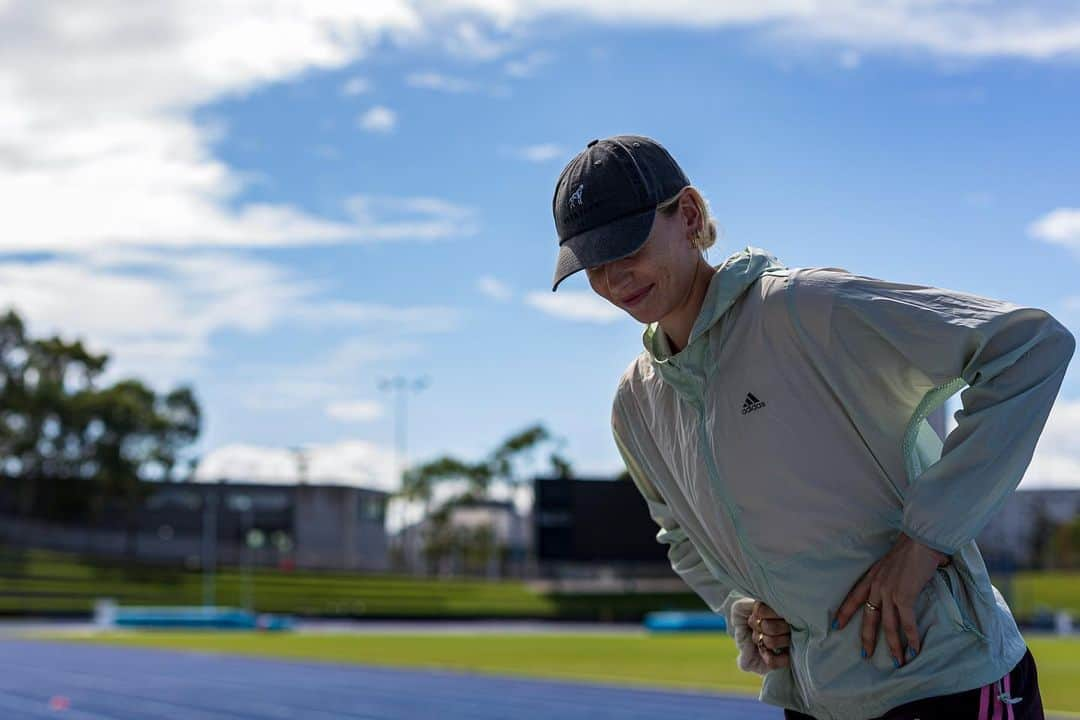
[
  {"xmin": 86, "ymin": 380, "xmax": 200, "ymax": 556},
  {"xmin": 400, "ymin": 422, "xmax": 572, "ymax": 577},
  {"xmin": 0, "ymin": 308, "xmax": 202, "ymax": 553},
  {"xmin": 0, "ymin": 310, "xmax": 109, "ymax": 517},
  {"xmin": 1050, "ymin": 516, "xmax": 1080, "ymax": 569},
  {"xmin": 1028, "ymin": 498, "xmax": 1057, "ymax": 570}
]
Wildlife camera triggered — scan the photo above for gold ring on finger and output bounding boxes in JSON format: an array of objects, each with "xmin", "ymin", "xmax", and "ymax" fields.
[
  {"xmin": 756, "ymin": 617, "xmax": 763, "ymax": 630},
  {"xmin": 864, "ymin": 600, "xmax": 881, "ymax": 613}
]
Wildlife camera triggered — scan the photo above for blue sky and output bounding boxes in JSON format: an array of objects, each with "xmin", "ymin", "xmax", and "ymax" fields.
[{"xmin": 1, "ymin": 2, "xmax": 1078, "ymax": 526}]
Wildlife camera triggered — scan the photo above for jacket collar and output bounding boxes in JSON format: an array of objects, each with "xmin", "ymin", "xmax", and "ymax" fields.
[{"xmin": 642, "ymin": 246, "xmax": 786, "ymax": 364}]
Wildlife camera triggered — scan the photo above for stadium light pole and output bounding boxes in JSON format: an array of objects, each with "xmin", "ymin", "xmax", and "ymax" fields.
[
  {"xmin": 378, "ymin": 375, "xmax": 430, "ymax": 567},
  {"xmin": 244, "ymin": 501, "xmax": 255, "ymax": 612},
  {"xmin": 290, "ymin": 445, "xmax": 310, "ymax": 485},
  {"xmin": 227, "ymin": 493, "xmax": 255, "ymax": 612}
]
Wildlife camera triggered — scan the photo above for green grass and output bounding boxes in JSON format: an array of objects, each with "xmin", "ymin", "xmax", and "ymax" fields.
[
  {"xmin": 1007, "ymin": 571, "xmax": 1080, "ymax": 617},
  {"xmin": 7, "ymin": 547, "xmax": 1080, "ymax": 623},
  {"xmin": 0, "ymin": 546, "xmax": 558, "ymax": 616},
  {"xmin": 34, "ymin": 631, "xmax": 1080, "ymax": 715},
  {"xmin": 1026, "ymin": 637, "xmax": 1080, "ymax": 714},
  {"xmin": 0, "ymin": 547, "xmax": 708, "ymax": 620}
]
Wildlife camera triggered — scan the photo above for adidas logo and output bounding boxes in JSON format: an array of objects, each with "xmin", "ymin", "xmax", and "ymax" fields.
[{"xmin": 741, "ymin": 392, "xmax": 766, "ymax": 415}]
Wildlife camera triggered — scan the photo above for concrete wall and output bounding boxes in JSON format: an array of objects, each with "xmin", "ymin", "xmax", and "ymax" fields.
[
  {"xmin": 293, "ymin": 485, "xmax": 389, "ymax": 571},
  {"xmin": 0, "ymin": 480, "xmax": 391, "ymax": 572}
]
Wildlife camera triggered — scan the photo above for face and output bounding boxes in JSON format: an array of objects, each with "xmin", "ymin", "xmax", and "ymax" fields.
[{"xmin": 584, "ymin": 191, "xmax": 702, "ymax": 324}]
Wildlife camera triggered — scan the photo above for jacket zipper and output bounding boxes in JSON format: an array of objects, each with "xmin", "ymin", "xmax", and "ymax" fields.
[
  {"xmin": 686, "ymin": 369, "xmax": 811, "ymax": 711},
  {"xmin": 687, "ymin": 374, "xmax": 786, "ymax": 620}
]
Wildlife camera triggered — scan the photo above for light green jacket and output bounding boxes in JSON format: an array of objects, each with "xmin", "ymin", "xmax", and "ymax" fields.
[{"xmin": 611, "ymin": 246, "xmax": 1075, "ymax": 719}]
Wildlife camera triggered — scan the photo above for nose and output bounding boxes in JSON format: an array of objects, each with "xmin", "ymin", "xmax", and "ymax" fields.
[{"xmin": 603, "ymin": 256, "xmax": 633, "ymax": 288}]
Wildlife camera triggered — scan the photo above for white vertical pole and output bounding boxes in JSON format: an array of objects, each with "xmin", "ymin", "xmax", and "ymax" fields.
[{"xmin": 201, "ymin": 486, "xmax": 218, "ymax": 608}]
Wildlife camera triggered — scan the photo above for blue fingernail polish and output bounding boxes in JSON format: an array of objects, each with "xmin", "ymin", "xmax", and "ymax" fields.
[
  {"xmin": 893, "ymin": 657, "xmax": 900, "ymax": 668},
  {"xmin": 831, "ymin": 618, "xmax": 839, "ymax": 630},
  {"xmin": 860, "ymin": 648, "xmax": 867, "ymax": 659},
  {"xmin": 908, "ymin": 647, "xmax": 917, "ymax": 659}
]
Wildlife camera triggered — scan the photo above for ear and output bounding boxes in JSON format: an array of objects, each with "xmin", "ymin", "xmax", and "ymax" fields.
[{"xmin": 678, "ymin": 188, "xmax": 702, "ymax": 238}]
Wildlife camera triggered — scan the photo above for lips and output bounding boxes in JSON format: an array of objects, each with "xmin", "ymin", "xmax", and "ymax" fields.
[{"xmin": 621, "ymin": 284, "xmax": 654, "ymax": 306}]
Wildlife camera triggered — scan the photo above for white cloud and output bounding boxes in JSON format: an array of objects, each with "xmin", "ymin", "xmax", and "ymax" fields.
[
  {"xmin": 238, "ymin": 338, "xmax": 425, "ymax": 413},
  {"xmin": 326, "ymin": 400, "xmax": 384, "ymax": 422},
  {"xmin": 434, "ymin": 2, "xmax": 1080, "ymax": 60},
  {"xmin": 0, "ymin": 118, "xmax": 360, "ymax": 252},
  {"xmin": 1020, "ymin": 398, "xmax": 1080, "ymax": 489},
  {"xmin": 0, "ymin": 186, "xmax": 470, "ymax": 387},
  {"xmin": 357, "ymin": 105, "xmax": 398, "ymax": 133},
  {"xmin": 0, "ymin": 3, "xmax": 429, "ymax": 255},
  {"xmin": 516, "ymin": 143, "xmax": 566, "ymax": 163},
  {"xmin": 291, "ymin": 301, "xmax": 463, "ymax": 333},
  {"xmin": 404, "ymin": 71, "xmax": 512, "ymax": 98},
  {"xmin": 524, "ymin": 290, "xmax": 623, "ymax": 323},
  {"xmin": 343, "ymin": 195, "xmax": 479, "ymax": 241},
  {"xmin": 194, "ymin": 439, "xmax": 399, "ymax": 493},
  {"xmin": 1029, "ymin": 208, "xmax": 1080, "ymax": 250},
  {"xmin": 341, "ymin": 76, "xmax": 372, "ymax": 95},
  {"xmin": 314, "ymin": 337, "xmax": 425, "ymax": 378},
  {"xmin": 0, "ymin": 249, "xmax": 307, "ymax": 387},
  {"xmin": 477, "ymin": 275, "xmax": 513, "ymax": 302},
  {"xmin": 504, "ymin": 50, "xmax": 554, "ymax": 77},
  {"xmin": 405, "ymin": 71, "xmax": 478, "ymax": 93},
  {"xmin": 785, "ymin": 4, "xmax": 1080, "ymax": 60},
  {"xmin": 0, "ymin": 123, "xmax": 473, "ymax": 251},
  {"xmin": 0, "ymin": 247, "xmax": 458, "ymax": 391},
  {"xmin": 240, "ymin": 379, "xmax": 347, "ymax": 412},
  {"xmin": 0, "ymin": 190, "xmax": 474, "ymax": 253},
  {"xmin": 838, "ymin": 49, "xmax": 861, "ymax": 69},
  {"xmin": 3, "ymin": 3, "xmax": 1077, "ymax": 258},
  {"xmin": 440, "ymin": 18, "xmax": 513, "ymax": 60}
]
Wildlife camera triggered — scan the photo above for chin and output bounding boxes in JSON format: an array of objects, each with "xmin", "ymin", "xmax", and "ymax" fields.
[{"xmin": 627, "ymin": 306, "xmax": 662, "ymax": 324}]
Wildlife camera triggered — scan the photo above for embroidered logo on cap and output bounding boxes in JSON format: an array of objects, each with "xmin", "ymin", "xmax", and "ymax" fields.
[{"xmin": 569, "ymin": 184, "xmax": 584, "ymax": 209}]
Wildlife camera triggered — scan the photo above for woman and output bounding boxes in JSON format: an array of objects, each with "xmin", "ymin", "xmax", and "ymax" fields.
[{"xmin": 549, "ymin": 135, "xmax": 1074, "ymax": 720}]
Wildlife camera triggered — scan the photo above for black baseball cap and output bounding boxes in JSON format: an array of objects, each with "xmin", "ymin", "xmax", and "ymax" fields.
[{"xmin": 551, "ymin": 134, "xmax": 690, "ymax": 292}]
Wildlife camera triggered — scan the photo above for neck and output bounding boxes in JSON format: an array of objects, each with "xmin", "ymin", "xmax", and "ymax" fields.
[{"xmin": 658, "ymin": 257, "xmax": 714, "ymax": 354}]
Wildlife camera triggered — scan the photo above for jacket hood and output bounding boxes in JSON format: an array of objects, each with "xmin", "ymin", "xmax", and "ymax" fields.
[{"xmin": 642, "ymin": 246, "xmax": 786, "ymax": 363}]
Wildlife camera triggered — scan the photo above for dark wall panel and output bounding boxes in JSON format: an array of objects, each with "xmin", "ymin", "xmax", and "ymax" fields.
[{"xmin": 535, "ymin": 477, "xmax": 668, "ymax": 563}]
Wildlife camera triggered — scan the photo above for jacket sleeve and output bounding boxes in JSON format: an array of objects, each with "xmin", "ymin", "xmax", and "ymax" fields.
[
  {"xmin": 795, "ymin": 268, "xmax": 1076, "ymax": 555},
  {"xmin": 612, "ymin": 394, "xmax": 747, "ymax": 625}
]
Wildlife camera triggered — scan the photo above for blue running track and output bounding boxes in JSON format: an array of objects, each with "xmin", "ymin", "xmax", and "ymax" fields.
[{"xmin": 0, "ymin": 639, "xmax": 782, "ymax": 719}]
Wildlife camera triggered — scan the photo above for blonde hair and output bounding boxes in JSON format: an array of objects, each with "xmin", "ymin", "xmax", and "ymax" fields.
[{"xmin": 656, "ymin": 186, "xmax": 719, "ymax": 255}]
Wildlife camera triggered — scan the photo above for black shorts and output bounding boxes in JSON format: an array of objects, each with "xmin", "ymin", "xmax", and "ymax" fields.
[{"xmin": 783, "ymin": 647, "xmax": 1044, "ymax": 720}]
